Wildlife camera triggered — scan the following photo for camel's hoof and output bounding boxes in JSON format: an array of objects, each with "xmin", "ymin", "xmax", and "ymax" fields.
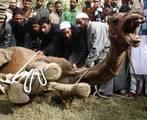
[
  {"xmin": 43, "ymin": 63, "xmax": 62, "ymax": 81},
  {"xmin": 6, "ymin": 83, "xmax": 30, "ymax": 104},
  {"xmin": 62, "ymin": 99, "xmax": 72, "ymax": 109},
  {"xmin": 73, "ymin": 83, "xmax": 91, "ymax": 97}
]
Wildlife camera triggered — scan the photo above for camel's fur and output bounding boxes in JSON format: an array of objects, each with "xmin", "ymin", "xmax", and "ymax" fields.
[{"xmin": 0, "ymin": 12, "xmax": 144, "ymax": 106}]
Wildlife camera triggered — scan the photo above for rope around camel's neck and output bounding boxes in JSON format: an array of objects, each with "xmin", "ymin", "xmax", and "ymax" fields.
[{"xmin": 80, "ymin": 42, "xmax": 127, "ymax": 86}]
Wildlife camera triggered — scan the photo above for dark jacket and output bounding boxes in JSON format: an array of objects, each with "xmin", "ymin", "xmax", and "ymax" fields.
[
  {"xmin": 73, "ymin": 28, "xmax": 89, "ymax": 67},
  {"xmin": 0, "ymin": 22, "xmax": 16, "ymax": 48},
  {"xmin": 52, "ymin": 26, "xmax": 88, "ymax": 67},
  {"xmin": 9, "ymin": 19, "xmax": 28, "ymax": 47},
  {"xmin": 39, "ymin": 23, "xmax": 60, "ymax": 56},
  {"xmin": 24, "ymin": 32, "xmax": 42, "ymax": 50}
]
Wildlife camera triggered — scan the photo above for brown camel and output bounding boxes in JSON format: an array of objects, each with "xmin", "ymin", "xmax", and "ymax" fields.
[
  {"xmin": 78, "ymin": 12, "xmax": 144, "ymax": 86},
  {"xmin": 0, "ymin": 12, "xmax": 144, "ymax": 105}
]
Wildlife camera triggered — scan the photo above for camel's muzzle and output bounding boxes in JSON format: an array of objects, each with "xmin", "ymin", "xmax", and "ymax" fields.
[{"xmin": 123, "ymin": 13, "xmax": 145, "ymax": 47}]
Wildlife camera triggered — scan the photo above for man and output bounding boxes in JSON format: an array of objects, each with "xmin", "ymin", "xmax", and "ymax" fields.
[
  {"xmin": 9, "ymin": 9, "xmax": 28, "ymax": 47},
  {"xmin": 24, "ymin": 16, "xmax": 41, "ymax": 50},
  {"xmin": 62, "ymin": 0, "xmax": 81, "ymax": 25},
  {"xmin": 76, "ymin": 12, "xmax": 113, "ymax": 96},
  {"xmin": 0, "ymin": 0, "xmax": 16, "ymax": 48},
  {"xmin": 46, "ymin": 1, "xmax": 54, "ymax": 13},
  {"xmin": 33, "ymin": 0, "xmax": 49, "ymax": 19},
  {"xmin": 51, "ymin": 21, "xmax": 87, "ymax": 66},
  {"xmin": 119, "ymin": 0, "xmax": 131, "ymax": 13},
  {"xmin": 82, "ymin": 0, "xmax": 96, "ymax": 21},
  {"xmin": 49, "ymin": 0, "xmax": 63, "ymax": 24},
  {"xmin": 38, "ymin": 17, "xmax": 59, "ymax": 56},
  {"xmin": 22, "ymin": 0, "xmax": 36, "ymax": 20},
  {"xmin": 76, "ymin": 12, "xmax": 109, "ymax": 67},
  {"xmin": 6, "ymin": 0, "xmax": 20, "ymax": 22},
  {"xmin": 129, "ymin": 0, "xmax": 147, "ymax": 97},
  {"xmin": 50, "ymin": 21, "xmax": 77, "ymax": 59},
  {"xmin": 109, "ymin": 0, "xmax": 119, "ymax": 15},
  {"xmin": 93, "ymin": 0, "xmax": 103, "ymax": 21}
]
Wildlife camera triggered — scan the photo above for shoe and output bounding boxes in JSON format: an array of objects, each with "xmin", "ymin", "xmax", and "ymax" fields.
[
  {"xmin": 119, "ymin": 89, "xmax": 128, "ymax": 95},
  {"xmin": 128, "ymin": 92, "xmax": 136, "ymax": 97}
]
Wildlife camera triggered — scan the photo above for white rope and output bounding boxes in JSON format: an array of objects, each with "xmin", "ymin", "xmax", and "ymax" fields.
[
  {"xmin": 0, "ymin": 78, "xmax": 12, "ymax": 84},
  {"xmin": 11, "ymin": 71, "xmax": 29, "ymax": 83},
  {"xmin": 0, "ymin": 84, "xmax": 6, "ymax": 94},
  {"xmin": 0, "ymin": 68, "xmax": 47, "ymax": 94},
  {"xmin": 11, "ymin": 52, "xmax": 39, "ymax": 84},
  {"xmin": 93, "ymin": 85, "xmax": 112, "ymax": 99},
  {"xmin": 93, "ymin": 85, "xmax": 135, "ymax": 99},
  {"xmin": 23, "ymin": 70, "xmax": 33, "ymax": 93},
  {"xmin": 0, "ymin": 52, "xmax": 48, "ymax": 94},
  {"xmin": 23, "ymin": 69, "xmax": 47, "ymax": 94}
]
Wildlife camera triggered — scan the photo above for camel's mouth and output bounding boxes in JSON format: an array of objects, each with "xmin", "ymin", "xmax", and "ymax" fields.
[{"xmin": 123, "ymin": 13, "xmax": 145, "ymax": 47}]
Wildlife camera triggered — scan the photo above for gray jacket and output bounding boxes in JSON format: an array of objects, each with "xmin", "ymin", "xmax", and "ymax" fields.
[
  {"xmin": 0, "ymin": 22, "xmax": 16, "ymax": 48},
  {"xmin": 85, "ymin": 21, "xmax": 110, "ymax": 66},
  {"xmin": 33, "ymin": 7, "xmax": 49, "ymax": 19}
]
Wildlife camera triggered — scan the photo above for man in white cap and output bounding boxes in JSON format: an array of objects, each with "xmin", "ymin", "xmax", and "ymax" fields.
[
  {"xmin": 76, "ymin": 12, "xmax": 114, "ymax": 96},
  {"xmin": 51, "ymin": 21, "xmax": 86, "ymax": 65},
  {"xmin": 0, "ymin": 0, "xmax": 16, "ymax": 48}
]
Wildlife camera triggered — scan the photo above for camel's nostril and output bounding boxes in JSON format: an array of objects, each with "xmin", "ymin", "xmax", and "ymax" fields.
[
  {"xmin": 132, "ymin": 40, "xmax": 140, "ymax": 47},
  {"xmin": 139, "ymin": 16, "xmax": 145, "ymax": 23}
]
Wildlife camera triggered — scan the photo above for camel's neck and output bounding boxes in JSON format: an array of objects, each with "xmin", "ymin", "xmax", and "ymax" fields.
[
  {"xmin": 80, "ymin": 44, "xmax": 126, "ymax": 86},
  {"xmin": 106, "ymin": 44, "xmax": 126, "ymax": 74}
]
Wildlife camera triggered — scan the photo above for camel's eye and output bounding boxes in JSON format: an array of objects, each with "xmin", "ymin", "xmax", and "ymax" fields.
[
  {"xmin": 107, "ymin": 16, "xmax": 120, "ymax": 26},
  {"xmin": 111, "ymin": 18, "xmax": 119, "ymax": 26}
]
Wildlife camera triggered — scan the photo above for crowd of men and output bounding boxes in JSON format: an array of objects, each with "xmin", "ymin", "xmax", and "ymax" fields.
[{"xmin": 0, "ymin": 0, "xmax": 147, "ymax": 97}]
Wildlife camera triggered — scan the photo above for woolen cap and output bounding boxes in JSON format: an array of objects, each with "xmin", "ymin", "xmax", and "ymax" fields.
[
  {"xmin": 60, "ymin": 21, "xmax": 71, "ymax": 30},
  {"xmin": 76, "ymin": 12, "xmax": 89, "ymax": 19},
  {"xmin": 0, "ymin": 0, "xmax": 9, "ymax": 22}
]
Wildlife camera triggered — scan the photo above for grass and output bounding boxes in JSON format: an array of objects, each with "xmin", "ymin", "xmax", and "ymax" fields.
[{"xmin": 0, "ymin": 93, "xmax": 147, "ymax": 120}]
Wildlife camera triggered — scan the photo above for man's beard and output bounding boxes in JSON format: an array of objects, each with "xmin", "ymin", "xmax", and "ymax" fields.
[
  {"xmin": 15, "ymin": 22, "xmax": 25, "ymax": 28},
  {"xmin": 85, "ymin": 1, "xmax": 91, "ymax": 8},
  {"xmin": 70, "ymin": 5, "xmax": 76, "ymax": 10},
  {"xmin": 37, "ymin": 4, "xmax": 42, "ymax": 8},
  {"xmin": 56, "ymin": 10, "xmax": 62, "ymax": 16},
  {"xmin": 41, "ymin": 31, "xmax": 48, "ymax": 35},
  {"xmin": 111, "ymin": 3, "xmax": 117, "ymax": 7},
  {"xmin": 80, "ymin": 25, "xmax": 87, "ymax": 31}
]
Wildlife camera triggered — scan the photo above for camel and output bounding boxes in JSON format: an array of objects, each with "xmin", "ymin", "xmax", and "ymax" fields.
[{"xmin": 0, "ymin": 12, "xmax": 144, "ymax": 106}]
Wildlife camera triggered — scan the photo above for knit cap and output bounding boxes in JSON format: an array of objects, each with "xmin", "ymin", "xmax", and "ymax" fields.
[{"xmin": 0, "ymin": 0, "xmax": 9, "ymax": 23}]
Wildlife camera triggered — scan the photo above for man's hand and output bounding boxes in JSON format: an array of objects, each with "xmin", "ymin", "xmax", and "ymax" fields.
[
  {"xmin": 37, "ymin": 51, "xmax": 44, "ymax": 55},
  {"xmin": 85, "ymin": 62, "xmax": 94, "ymax": 68}
]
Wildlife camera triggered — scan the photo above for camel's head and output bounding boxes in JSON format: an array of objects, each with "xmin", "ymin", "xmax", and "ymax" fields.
[{"xmin": 108, "ymin": 12, "xmax": 145, "ymax": 49}]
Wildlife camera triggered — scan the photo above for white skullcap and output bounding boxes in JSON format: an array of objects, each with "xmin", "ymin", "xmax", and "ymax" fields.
[
  {"xmin": 76, "ymin": 12, "xmax": 89, "ymax": 19},
  {"xmin": 60, "ymin": 21, "xmax": 71, "ymax": 30}
]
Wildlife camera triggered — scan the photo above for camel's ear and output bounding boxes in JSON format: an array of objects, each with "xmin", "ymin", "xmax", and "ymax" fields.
[
  {"xmin": 107, "ymin": 16, "xmax": 112, "ymax": 25},
  {"xmin": 107, "ymin": 15, "xmax": 119, "ymax": 27},
  {"xmin": 107, "ymin": 12, "xmax": 127, "ymax": 26}
]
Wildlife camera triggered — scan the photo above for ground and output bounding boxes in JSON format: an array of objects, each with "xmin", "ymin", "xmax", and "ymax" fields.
[{"xmin": 0, "ymin": 93, "xmax": 147, "ymax": 120}]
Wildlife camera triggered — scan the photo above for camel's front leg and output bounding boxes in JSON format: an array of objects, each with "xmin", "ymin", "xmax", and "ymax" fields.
[
  {"xmin": 6, "ymin": 83, "xmax": 30, "ymax": 104},
  {"xmin": 26, "ymin": 61, "xmax": 62, "ymax": 81},
  {"xmin": 49, "ymin": 82, "xmax": 91, "ymax": 108},
  {"xmin": 0, "ymin": 62, "xmax": 63, "ymax": 104}
]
